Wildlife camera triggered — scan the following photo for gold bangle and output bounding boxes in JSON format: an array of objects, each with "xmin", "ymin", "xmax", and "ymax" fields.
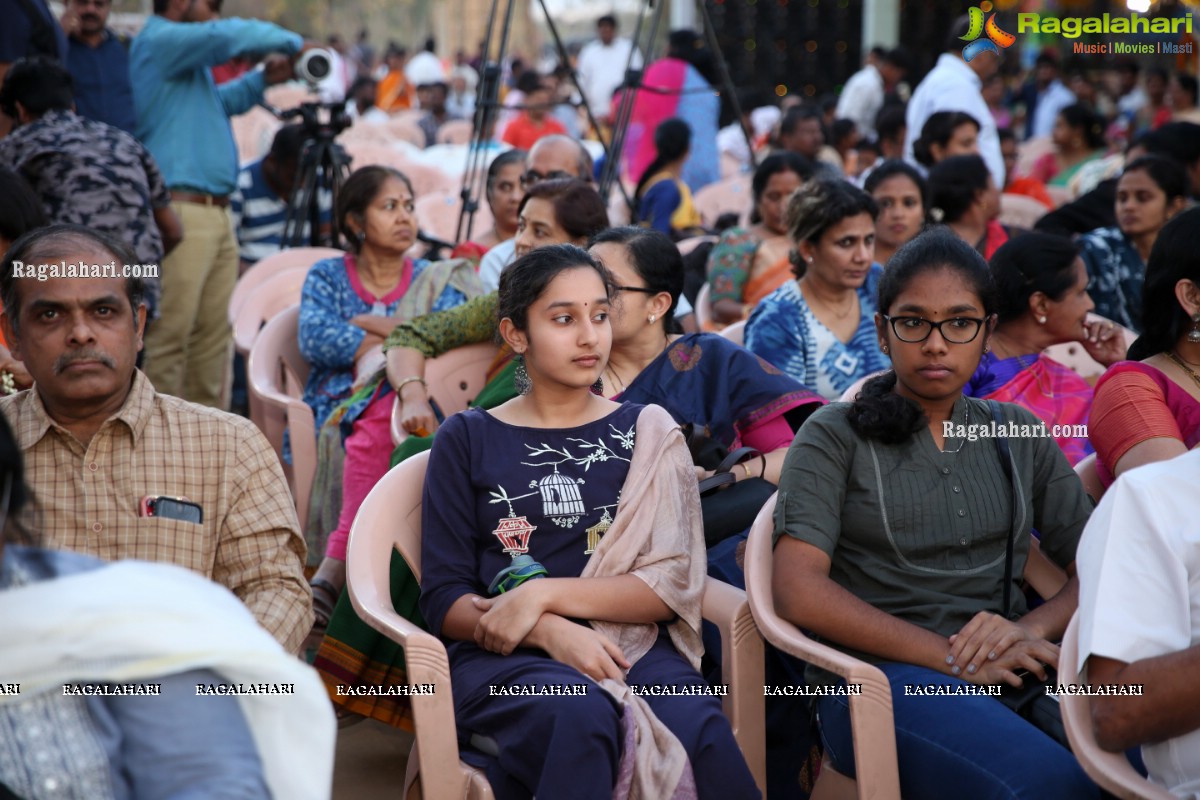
[{"xmin": 394, "ymin": 375, "xmax": 427, "ymax": 395}]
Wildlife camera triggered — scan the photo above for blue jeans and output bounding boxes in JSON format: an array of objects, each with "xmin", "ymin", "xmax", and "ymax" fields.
[{"xmin": 816, "ymin": 663, "xmax": 1099, "ymax": 800}]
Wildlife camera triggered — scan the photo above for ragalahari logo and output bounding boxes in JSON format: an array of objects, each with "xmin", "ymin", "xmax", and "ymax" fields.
[{"xmin": 961, "ymin": 2, "xmax": 1017, "ymax": 62}]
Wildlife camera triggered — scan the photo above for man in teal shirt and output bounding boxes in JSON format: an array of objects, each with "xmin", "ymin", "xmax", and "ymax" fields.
[{"xmin": 132, "ymin": 0, "xmax": 303, "ymax": 408}]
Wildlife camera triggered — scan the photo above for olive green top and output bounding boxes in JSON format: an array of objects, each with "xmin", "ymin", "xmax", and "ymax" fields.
[
  {"xmin": 383, "ymin": 292, "xmax": 499, "ymax": 357},
  {"xmin": 773, "ymin": 395, "xmax": 1092, "ymax": 683}
]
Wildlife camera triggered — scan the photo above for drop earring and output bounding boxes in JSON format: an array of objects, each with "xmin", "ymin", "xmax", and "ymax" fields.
[
  {"xmin": 1189, "ymin": 313, "xmax": 1200, "ymax": 344},
  {"xmin": 590, "ymin": 376, "xmax": 605, "ymax": 395},
  {"xmin": 514, "ymin": 355, "xmax": 532, "ymax": 395}
]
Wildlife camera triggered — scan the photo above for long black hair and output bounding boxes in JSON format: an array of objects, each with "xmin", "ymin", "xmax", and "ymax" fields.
[
  {"xmin": 1057, "ymin": 103, "xmax": 1105, "ymax": 150},
  {"xmin": 635, "ymin": 118, "xmax": 691, "ymax": 204},
  {"xmin": 989, "ymin": 233, "xmax": 1079, "ymax": 325},
  {"xmin": 927, "ymin": 154, "xmax": 991, "ymax": 225},
  {"xmin": 1127, "ymin": 207, "xmax": 1200, "ymax": 361},
  {"xmin": 847, "ymin": 228, "xmax": 997, "ymax": 443},
  {"xmin": 589, "ymin": 226, "xmax": 684, "ymax": 333}
]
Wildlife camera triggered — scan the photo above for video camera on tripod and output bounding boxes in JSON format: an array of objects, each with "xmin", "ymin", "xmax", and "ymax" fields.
[{"xmin": 274, "ymin": 48, "xmax": 353, "ymax": 248}]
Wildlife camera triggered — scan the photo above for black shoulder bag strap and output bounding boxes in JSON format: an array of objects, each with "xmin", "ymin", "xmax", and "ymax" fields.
[
  {"xmin": 988, "ymin": 399, "xmax": 1070, "ymax": 746},
  {"xmin": 987, "ymin": 399, "xmax": 1018, "ymax": 619}
]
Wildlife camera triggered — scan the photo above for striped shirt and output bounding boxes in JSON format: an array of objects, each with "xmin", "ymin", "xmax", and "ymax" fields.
[
  {"xmin": 230, "ymin": 158, "xmax": 332, "ymax": 265},
  {"xmin": 0, "ymin": 371, "xmax": 312, "ymax": 653}
]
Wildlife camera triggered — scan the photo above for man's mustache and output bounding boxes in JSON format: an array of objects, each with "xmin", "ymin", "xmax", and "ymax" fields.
[{"xmin": 54, "ymin": 349, "xmax": 116, "ymax": 374}]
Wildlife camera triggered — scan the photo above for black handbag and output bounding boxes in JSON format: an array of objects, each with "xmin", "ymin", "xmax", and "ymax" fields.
[
  {"xmin": 683, "ymin": 424, "xmax": 777, "ymax": 548},
  {"xmin": 986, "ymin": 400, "xmax": 1069, "ymax": 747}
]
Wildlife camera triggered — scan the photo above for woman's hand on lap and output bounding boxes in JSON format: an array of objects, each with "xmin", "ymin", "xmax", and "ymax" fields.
[
  {"xmin": 472, "ymin": 584, "xmax": 549, "ymax": 655},
  {"xmin": 960, "ymin": 638, "xmax": 1060, "ymax": 688},
  {"xmin": 947, "ymin": 611, "xmax": 1041, "ymax": 677},
  {"xmin": 540, "ymin": 618, "xmax": 630, "ymax": 682}
]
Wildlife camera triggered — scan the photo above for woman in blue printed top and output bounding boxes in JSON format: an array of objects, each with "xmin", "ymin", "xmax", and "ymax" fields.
[
  {"xmin": 744, "ymin": 178, "xmax": 889, "ymax": 400},
  {"xmin": 297, "ymin": 166, "xmax": 481, "ymax": 435}
]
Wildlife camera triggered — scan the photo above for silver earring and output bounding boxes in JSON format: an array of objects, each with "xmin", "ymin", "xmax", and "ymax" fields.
[
  {"xmin": 648, "ymin": 314, "xmax": 656, "ymax": 324},
  {"xmin": 514, "ymin": 355, "xmax": 531, "ymax": 395},
  {"xmin": 881, "ymin": 344, "xmax": 889, "ymax": 353},
  {"xmin": 1037, "ymin": 315, "xmax": 1047, "ymax": 325},
  {"xmin": 1189, "ymin": 314, "xmax": 1200, "ymax": 344},
  {"xmin": 807, "ymin": 256, "xmax": 814, "ymax": 264}
]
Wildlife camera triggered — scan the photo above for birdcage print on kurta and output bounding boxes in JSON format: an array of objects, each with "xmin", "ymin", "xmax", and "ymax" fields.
[{"xmin": 534, "ymin": 470, "xmax": 586, "ymax": 527}]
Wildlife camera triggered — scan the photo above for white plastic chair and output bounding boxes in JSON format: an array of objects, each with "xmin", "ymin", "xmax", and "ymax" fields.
[
  {"xmin": 228, "ymin": 246, "xmax": 341, "ymax": 325},
  {"xmin": 720, "ymin": 319, "xmax": 747, "ymax": 345},
  {"xmin": 247, "ymin": 305, "xmax": 316, "ymax": 531},
  {"xmin": 695, "ymin": 283, "xmax": 714, "ymax": 331},
  {"xmin": 346, "ymin": 451, "xmax": 768, "ymax": 799},
  {"xmin": 744, "ymin": 493, "xmax": 901, "ymax": 799},
  {"xmin": 1059, "ymin": 615, "xmax": 1175, "ymax": 800},
  {"xmin": 390, "ymin": 343, "xmax": 501, "ymax": 446}
]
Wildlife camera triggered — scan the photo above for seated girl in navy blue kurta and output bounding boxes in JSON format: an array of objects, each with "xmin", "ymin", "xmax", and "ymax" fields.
[{"xmin": 418, "ymin": 244, "xmax": 760, "ymax": 800}]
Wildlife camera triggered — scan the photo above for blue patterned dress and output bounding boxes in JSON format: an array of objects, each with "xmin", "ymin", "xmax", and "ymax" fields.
[
  {"xmin": 743, "ymin": 265, "xmax": 890, "ymax": 400},
  {"xmin": 1077, "ymin": 226, "xmax": 1144, "ymax": 333},
  {"xmin": 298, "ymin": 254, "xmax": 468, "ymax": 434}
]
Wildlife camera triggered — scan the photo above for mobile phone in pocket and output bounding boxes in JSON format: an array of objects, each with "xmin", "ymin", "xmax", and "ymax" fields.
[{"xmin": 140, "ymin": 495, "xmax": 203, "ymax": 524}]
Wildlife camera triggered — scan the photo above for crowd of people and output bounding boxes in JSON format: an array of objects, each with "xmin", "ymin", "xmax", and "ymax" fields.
[{"xmin": 2, "ymin": 0, "xmax": 1200, "ymax": 797}]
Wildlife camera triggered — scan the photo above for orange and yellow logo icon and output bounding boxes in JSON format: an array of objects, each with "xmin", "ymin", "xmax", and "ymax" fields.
[{"xmin": 961, "ymin": 2, "xmax": 1017, "ymax": 62}]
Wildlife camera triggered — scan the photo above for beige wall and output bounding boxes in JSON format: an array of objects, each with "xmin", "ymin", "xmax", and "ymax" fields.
[{"xmin": 434, "ymin": 0, "xmax": 538, "ymax": 63}]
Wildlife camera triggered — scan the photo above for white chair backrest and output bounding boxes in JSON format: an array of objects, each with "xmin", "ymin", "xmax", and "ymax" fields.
[
  {"xmin": 999, "ymin": 192, "xmax": 1049, "ymax": 230},
  {"xmin": 435, "ymin": 119, "xmax": 474, "ymax": 145},
  {"xmin": 695, "ymin": 283, "xmax": 713, "ymax": 330},
  {"xmin": 233, "ymin": 268, "xmax": 309, "ymax": 357},
  {"xmin": 426, "ymin": 343, "xmax": 500, "ymax": 417},
  {"xmin": 719, "ymin": 320, "xmax": 746, "ymax": 345},
  {"xmin": 247, "ymin": 305, "xmax": 316, "ymax": 530},
  {"xmin": 677, "ymin": 235, "xmax": 717, "ymax": 256},
  {"xmin": 415, "ymin": 192, "xmax": 494, "ymax": 245},
  {"xmin": 229, "ymin": 247, "xmax": 341, "ymax": 325},
  {"xmin": 693, "ymin": 174, "xmax": 752, "ymax": 228}
]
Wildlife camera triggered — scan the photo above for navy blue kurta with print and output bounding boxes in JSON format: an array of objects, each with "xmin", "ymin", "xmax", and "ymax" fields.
[{"xmin": 420, "ymin": 404, "xmax": 640, "ymax": 643}]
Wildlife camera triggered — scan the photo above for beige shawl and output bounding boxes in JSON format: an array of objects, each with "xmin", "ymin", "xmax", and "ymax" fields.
[{"xmin": 582, "ymin": 403, "xmax": 707, "ymax": 800}]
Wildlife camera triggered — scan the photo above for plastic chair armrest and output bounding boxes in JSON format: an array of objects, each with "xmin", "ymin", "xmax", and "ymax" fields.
[{"xmin": 701, "ymin": 576, "xmax": 767, "ymax": 793}]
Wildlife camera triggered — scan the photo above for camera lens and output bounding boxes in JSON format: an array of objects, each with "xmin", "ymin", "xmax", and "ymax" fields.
[{"xmin": 297, "ymin": 49, "xmax": 333, "ymax": 84}]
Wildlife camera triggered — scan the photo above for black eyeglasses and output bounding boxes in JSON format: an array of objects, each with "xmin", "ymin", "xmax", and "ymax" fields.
[
  {"xmin": 882, "ymin": 315, "xmax": 987, "ymax": 344},
  {"xmin": 614, "ymin": 285, "xmax": 658, "ymax": 295},
  {"xmin": 520, "ymin": 169, "xmax": 573, "ymax": 187}
]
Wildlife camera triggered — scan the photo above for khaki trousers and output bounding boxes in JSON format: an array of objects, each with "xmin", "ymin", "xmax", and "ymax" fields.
[{"xmin": 142, "ymin": 201, "xmax": 237, "ymax": 408}]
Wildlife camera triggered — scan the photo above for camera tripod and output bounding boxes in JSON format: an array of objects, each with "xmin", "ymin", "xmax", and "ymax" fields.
[{"xmin": 281, "ymin": 101, "xmax": 353, "ymax": 249}]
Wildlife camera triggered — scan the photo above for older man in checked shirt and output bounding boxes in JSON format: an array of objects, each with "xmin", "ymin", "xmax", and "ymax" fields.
[{"xmin": 0, "ymin": 225, "xmax": 311, "ymax": 653}]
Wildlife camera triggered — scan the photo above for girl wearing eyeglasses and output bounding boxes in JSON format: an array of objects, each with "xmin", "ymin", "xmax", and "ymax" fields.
[
  {"xmin": 771, "ymin": 228, "xmax": 1099, "ymax": 799},
  {"xmin": 744, "ymin": 178, "xmax": 891, "ymax": 400}
]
